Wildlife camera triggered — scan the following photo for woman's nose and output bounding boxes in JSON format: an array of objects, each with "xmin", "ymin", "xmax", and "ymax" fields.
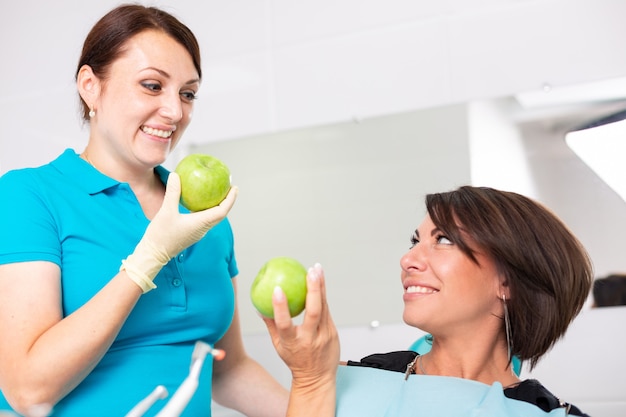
[
  {"xmin": 159, "ymin": 93, "xmax": 183, "ymax": 122},
  {"xmin": 400, "ymin": 245, "xmax": 427, "ymax": 272}
]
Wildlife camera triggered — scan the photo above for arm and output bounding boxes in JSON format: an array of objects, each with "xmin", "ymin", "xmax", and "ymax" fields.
[
  {"xmin": 0, "ymin": 261, "xmax": 142, "ymax": 414},
  {"xmin": 262, "ymin": 264, "xmax": 340, "ymax": 417},
  {"xmin": 212, "ymin": 278, "xmax": 289, "ymax": 417}
]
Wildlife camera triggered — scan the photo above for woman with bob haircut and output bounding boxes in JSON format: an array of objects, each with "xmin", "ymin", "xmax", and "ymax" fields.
[
  {"xmin": 0, "ymin": 5, "xmax": 287, "ymax": 416},
  {"xmin": 263, "ymin": 186, "xmax": 593, "ymax": 416}
]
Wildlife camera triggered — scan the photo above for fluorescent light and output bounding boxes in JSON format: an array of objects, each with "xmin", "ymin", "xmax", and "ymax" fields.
[{"xmin": 566, "ymin": 114, "xmax": 626, "ymax": 202}]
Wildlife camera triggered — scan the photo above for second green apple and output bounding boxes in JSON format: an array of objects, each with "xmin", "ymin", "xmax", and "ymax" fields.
[{"xmin": 251, "ymin": 257, "xmax": 308, "ymax": 318}]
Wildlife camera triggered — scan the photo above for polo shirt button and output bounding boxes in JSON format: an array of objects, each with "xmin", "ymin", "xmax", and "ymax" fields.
[
  {"xmin": 177, "ymin": 253, "xmax": 185, "ymax": 262},
  {"xmin": 172, "ymin": 278, "xmax": 182, "ymax": 287}
]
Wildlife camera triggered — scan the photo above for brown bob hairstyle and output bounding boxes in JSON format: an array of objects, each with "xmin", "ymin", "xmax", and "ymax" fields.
[
  {"xmin": 75, "ymin": 4, "xmax": 201, "ymax": 121},
  {"xmin": 425, "ymin": 186, "xmax": 593, "ymax": 369}
]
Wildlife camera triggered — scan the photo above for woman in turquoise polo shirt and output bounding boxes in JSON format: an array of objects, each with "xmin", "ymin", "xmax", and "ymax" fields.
[{"xmin": 0, "ymin": 5, "xmax": 287, "ymax": 417}]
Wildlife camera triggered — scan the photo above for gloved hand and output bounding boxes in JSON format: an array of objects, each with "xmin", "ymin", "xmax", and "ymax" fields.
[{"xmin": 121, "ymin": 172, "xmax": 238, "ymax": 293}]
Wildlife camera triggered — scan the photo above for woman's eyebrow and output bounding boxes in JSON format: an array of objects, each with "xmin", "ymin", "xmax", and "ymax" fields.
[{"xmin": 141, "ymin": 66, "xmax": 200, "ymax": 85}]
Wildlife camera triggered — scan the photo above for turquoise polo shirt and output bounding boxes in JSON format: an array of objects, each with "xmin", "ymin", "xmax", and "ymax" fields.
[{"xmin": 0, "ymin": 149, "xmax": 238, "ymax": 416}]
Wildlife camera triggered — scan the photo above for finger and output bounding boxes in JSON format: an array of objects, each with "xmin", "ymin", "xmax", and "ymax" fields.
[
  {"xmin": 194, "ymin": 185, "xmax": 239, "ymax": 223},
  {"xmin": 317, "ymin": 264, "xmax": 333, "ymax": 321},
  {"xmin": 314, "ymin": 263, "xmax": 328, "ymax": 308},
  {"xmin": 272, "ymin": 286, "xmax": 295, "ymax": 333},
  {"xmin": 301, "ymin": 264, "xmax": 324, "ymax": 331},
  {"xmin": 218, "ymin": 185, "xmax": 239, "ymax": 212}
]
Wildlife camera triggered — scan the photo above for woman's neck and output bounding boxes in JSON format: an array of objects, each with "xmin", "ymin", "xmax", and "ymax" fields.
[{"xmin": 423, "ymin": 337, "xmax": 520, "ymax": 387}]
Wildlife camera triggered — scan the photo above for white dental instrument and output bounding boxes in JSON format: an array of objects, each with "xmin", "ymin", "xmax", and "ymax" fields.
[
  {"xmin": 154, "ymin": 341, "xmax": 225, "ymax": 417},
  {"xmin": 124, "ymin": 341, "xmax": 225, "ymax": 417},
  {"xmin": 124, "ymin": 385, "xmax": 168, "ymax": 417}
]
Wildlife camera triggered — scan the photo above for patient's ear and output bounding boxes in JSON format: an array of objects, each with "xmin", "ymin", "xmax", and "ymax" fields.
[{"xmin": 497, "ymin": 275, "xmax": 511, "ymax": 300}]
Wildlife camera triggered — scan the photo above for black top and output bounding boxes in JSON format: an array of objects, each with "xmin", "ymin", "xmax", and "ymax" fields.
[{"xmin": 347, "ymin": 351, "xmax": 589, "ymax": 417}]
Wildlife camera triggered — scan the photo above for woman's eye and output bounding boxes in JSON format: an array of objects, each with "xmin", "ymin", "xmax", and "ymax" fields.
[
  {"xmin": 409, "ymin": 235, "xmax": 419, "ymax": 249},
  {"xmin": 180, "ymin": 91, "xmax": 197, "ymax": 102},
  {"xmin": 436, "ymin": 235, "xmax": 453, "ymax": 245},
  {"xmin": 141, "ymin": 82, "xmax": 161, "ymax": 92}
]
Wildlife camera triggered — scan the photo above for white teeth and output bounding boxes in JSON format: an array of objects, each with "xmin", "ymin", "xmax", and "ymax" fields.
[
  {"xmin": 406, "ymin": 285, "xmax": 438, "ymax": 294},
  {"xmin": 142, "ymin": 126, "xmax": 173, "ymax": 138}
]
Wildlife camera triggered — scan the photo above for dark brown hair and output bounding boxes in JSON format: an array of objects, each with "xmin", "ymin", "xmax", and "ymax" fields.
[
  {"xmin": 75, "ymin": 4, "xmax": 201, "ymax": 121},
  {"xmin": 426, "ymin": 186, "xmax": 593, "ymax": 369}
]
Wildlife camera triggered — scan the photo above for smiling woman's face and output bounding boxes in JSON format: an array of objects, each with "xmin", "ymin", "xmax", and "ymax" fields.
[
  {"xmin": 399, "ymin": 215, "xmax": 505, "ymax": 339},
  {"xmin": 90, "ymin": 29, "xmax": 200, "ymax": 168}
]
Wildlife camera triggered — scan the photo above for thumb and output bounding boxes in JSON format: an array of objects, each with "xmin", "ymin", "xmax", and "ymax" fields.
[
  {"xmin": 262, "ymin": 315, "xmax": 278, "ymax": 340},
  {"xmin": 261, "ymin": 315, "xmax": 287, "ymax": 357},
  {"xmin": 163, "ymin": 172, "xmax": 182, "ymax": 210}
]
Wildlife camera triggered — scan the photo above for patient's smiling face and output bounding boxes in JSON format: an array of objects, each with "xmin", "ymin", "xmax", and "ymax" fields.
[{"xmin": 399, "ymin": 215, "xmax": 504, "ymax": 338}]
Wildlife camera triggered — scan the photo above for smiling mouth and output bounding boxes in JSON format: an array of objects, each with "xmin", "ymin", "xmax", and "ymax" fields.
[
  {"xmin": 141, "ymin": 126, "xmax": 174, "ymax": 138},
  {"xmin": 405, "ymin": 285, "xmax": 439, "ymax": 294}
]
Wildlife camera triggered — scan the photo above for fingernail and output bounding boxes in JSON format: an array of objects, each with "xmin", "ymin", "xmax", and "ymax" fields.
[
  {"xmin": 273, "ymin": 286, "xmax": 285, "ymax": 302},
  {"xmin": 308, "ymin": 263, "xmax": 322, "ymax": 282}
]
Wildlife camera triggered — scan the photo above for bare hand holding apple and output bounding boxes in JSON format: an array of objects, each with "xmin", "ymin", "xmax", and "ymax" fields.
[
  {"xmin": 259, "ymin": 262, "xmax": 340, "ymax": 417},
  {"xmin": 251, "ymin": 257, "xmax": 308, "ymax": 318},
  {"xmin": 175, "ymin": 153, "xmax": 232, "ymax": 212}
]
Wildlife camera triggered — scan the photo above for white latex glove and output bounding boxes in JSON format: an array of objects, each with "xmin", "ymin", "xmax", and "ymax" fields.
[{"xmin": 121, "ymin": 172, "xmax": 238, "ymax": 293}]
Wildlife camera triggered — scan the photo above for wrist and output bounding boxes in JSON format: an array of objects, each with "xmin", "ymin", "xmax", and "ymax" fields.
[
  {"xmin": 288, "ymin": 377, "xmax": 336, "ymax": 417},
  {"xmin": 121, "ymin": 238, "xmax": 170, "ymax": 293},
  {"xmin": 290, "ymin": 372, "xmax": 336, "ymax": 394},
  {"xmin": 120, "ymin": 259, "xmax": 158, "ymax": 293}
]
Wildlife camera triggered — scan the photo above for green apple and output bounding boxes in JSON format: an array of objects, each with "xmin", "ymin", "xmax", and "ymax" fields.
[
  {"xmin": 175, "ymin": 153, "xmax": 231, "ymax": 212},
  {"xmin": 251, "ymin": 257, "xmax": 308, "ymax": 318}
]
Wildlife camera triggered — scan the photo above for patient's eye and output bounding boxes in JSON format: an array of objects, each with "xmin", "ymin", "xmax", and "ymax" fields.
[{"xmin": 436, "ymin": 234, "xmax": 453, "ymax": 245}]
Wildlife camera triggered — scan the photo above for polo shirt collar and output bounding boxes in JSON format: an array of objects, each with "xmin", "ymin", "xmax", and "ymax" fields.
[{"xmin": 52, "ymin": 148, "xmax": 170, "ymax": 195}]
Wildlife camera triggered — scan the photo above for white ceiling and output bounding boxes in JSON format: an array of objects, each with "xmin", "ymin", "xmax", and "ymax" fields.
[{"xmin": 2, "ymin": 0, "xmax": 626, "ymax": 173}]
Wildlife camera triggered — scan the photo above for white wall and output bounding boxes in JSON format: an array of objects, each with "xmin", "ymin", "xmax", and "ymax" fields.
[
  {"xmin": 468, "ymin": 98, "xmax": 538, "ymax": 197},
  {"xmin": 4, "ymin": 0, "xmax": 626, "ymax": 173},
  {"xmin": 192, "ymin": 104, "xmax": 471, "ymax": 333}
]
